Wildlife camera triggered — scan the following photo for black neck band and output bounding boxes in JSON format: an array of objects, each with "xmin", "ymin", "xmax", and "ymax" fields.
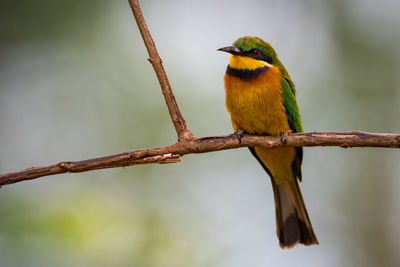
[{"xmin": 226, "ymin": 66, "xmax": 268, "ymax": 80}]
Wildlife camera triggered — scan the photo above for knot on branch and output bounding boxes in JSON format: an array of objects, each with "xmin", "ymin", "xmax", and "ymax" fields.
[
  {"xmin": 58, "ymin": 162, "xmax": 72, "ymax": 171},
  {"xmin": 147, "ymin": 57, "xmax": 162, "ymax": 65}
]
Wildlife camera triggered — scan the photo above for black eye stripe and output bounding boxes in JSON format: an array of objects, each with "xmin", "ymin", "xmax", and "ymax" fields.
[
  {"xmin": 263, "ymin": 55, "xmax": 273, "ymax": 64},
  {"xmin": 245, "ymin": 48, "xmax": 273, "ymax": 64}
]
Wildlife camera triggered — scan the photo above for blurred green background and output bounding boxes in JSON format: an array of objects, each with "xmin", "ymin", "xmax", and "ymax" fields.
[{"xmin": 1, "ymin": 0, "xmax": 400, "ymax": 266}]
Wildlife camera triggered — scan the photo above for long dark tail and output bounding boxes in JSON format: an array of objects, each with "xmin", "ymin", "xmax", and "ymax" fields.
[
  {"xmin": 248, "ymin": 147, "xmax": 318, "ymax": 249},
  {"xmin": 271, "ymin": 178, "xmax": 318, "ymax": 249}
]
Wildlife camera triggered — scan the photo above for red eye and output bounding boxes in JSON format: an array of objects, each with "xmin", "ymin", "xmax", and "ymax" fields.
[{"xmin": 252, "ymin": 49, "xmax": 260, "ymax": 56}]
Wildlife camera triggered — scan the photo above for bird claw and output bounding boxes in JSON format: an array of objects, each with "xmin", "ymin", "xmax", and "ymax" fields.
[
  {"xmin": 281, "ymin": 132, "xmax": 289, "ymax": 144},
  {"xmin": 235, "ymin": 130, "xmax": 245, "ymax": 144}
]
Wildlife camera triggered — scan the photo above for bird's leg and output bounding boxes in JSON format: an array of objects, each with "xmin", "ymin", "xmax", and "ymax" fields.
[{"xmin": 235, "ymin": 129, "xmax": 246, "ymax": 144}]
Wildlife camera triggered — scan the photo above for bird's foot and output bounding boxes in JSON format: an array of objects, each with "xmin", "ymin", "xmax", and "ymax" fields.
[
  {"xmin": 280, "ymin": 132, "xmax": 289, "ymax": 144},
  {"xmin": 235, "ymin": 129, "xmax": 246, "ymax": 144}
]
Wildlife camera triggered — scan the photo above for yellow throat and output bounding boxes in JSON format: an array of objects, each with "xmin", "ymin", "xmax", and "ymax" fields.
[{"xmin": 228, "ymin": 54, "xmax": 270, "ymax": 70}]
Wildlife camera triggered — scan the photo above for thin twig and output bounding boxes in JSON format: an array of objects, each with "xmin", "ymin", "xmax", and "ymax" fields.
[
  {"xmin": 1, "ymin": 131, "xmax": 399, "ymax": 186},
  {"xmin": 128, "ymin": 0, "xmax": 192, "ymax": 140}
]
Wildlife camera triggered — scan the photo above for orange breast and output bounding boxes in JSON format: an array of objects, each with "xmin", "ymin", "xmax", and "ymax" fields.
[
  {"xmin": 224, "ymin": 65, "xmax": 295, "ymax": 184},
  {"xmin": 224, "ymin": 65, "xmax": 291, "ymax": 136}
]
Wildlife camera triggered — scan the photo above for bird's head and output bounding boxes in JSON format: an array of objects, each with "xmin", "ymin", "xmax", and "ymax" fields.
[{"xmin": 218, "ymin": 36, "xmax": 279, "ymax": 70}]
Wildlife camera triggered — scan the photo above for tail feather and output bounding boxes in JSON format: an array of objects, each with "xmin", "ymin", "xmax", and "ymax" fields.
[
  {"xmin": 271, "ymin": 178, "xmax": 318, "ymax": 249},
  {"xmin": 248, "ymin": 147, "xmax": 318, "ymax": 248}
]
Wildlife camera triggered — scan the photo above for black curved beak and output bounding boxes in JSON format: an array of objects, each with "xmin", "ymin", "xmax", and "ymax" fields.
[{"xmin": 217, "ymin": 46, "xmax": 241, "ymax": 55}]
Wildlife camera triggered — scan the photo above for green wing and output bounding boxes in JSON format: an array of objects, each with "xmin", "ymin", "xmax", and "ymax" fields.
[
  {"xmin": 281, "ymin": 77, "xmax": 303, "ymax": 181},
  {"xmin": 281, "ymin": 78, "xmax": 303, "ymax": 133}
]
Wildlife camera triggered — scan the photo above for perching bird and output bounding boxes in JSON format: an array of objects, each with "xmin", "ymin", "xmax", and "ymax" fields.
[{"xmin": 218, "ymin": 36, "xmax": 318, "ymax": 249}]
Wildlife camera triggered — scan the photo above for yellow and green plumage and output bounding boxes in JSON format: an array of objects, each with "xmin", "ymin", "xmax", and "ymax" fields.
[{"xmin": 219, "ymin": 36, "xmax": 318, "ymax": 249}]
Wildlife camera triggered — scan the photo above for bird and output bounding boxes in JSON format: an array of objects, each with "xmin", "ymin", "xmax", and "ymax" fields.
[{"xmin": 218, "ymin": 36, "xmax": 318, "ymax": 249}]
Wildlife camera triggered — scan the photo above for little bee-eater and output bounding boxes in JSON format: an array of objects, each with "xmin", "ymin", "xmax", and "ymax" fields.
[{"xmin": 218, "ymin": 36, "xmax": 318, "ymax": 249}]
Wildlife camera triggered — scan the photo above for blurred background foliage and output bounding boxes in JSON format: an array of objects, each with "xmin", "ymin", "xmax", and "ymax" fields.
[{"xmin": 1, "ymin": 0, "xmax": 400, "ymax": 266}]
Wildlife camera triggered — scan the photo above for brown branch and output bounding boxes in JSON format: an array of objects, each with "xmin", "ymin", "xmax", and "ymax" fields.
[
  {"xmin": 2, "ymin": 2, "xmax": 399, "ymax": 188},
  {"xmin": 128, "ymin": 0, "xmax": 192, "ymax": 140},
  {"xmin": 1, "ymin": 131, "xmax": 399, "ymax": 186}
]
